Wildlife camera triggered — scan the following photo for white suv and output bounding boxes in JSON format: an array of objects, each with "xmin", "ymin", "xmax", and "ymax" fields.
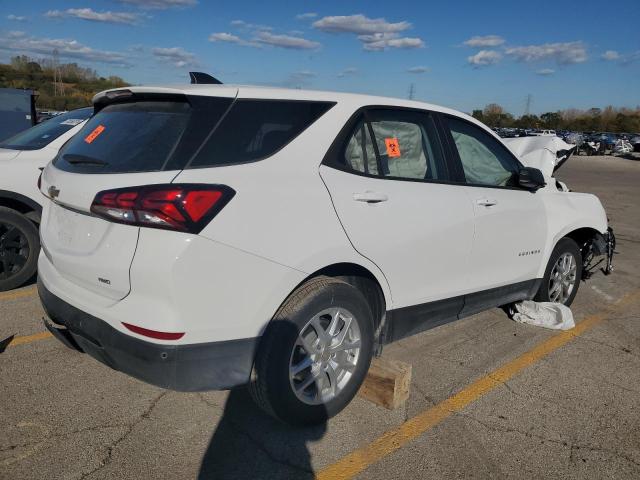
[
  {"xmin": 0, "ymin": 108, "xmax": 91, "ymax": 291},
  {"xmin": 38, "ymin": 85, "xmax": 614, "ymax": 425}
]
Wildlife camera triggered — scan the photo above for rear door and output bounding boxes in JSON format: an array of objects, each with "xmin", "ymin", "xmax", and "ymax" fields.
[
  {"xmin": 320, "ymin": 107, "xmax": 475, "ymax": 318},
  {"xmin": 40, "ymin": 90, "xmax": 236, "ymax": 300}
]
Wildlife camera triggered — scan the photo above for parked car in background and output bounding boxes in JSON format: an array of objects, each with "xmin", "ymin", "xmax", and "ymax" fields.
[
  {"xmin": 39, "ymin": 85, "xmax": 614, "ymax": 426},
  {"xmin": 0, "ymin": 107, "xmax": 92, "ymax": 291}
]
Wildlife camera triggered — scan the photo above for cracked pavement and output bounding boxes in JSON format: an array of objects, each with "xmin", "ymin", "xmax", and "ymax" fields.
[{"xmin": 1, "ymin": 155, "xmax": 639, "ymax": 479}]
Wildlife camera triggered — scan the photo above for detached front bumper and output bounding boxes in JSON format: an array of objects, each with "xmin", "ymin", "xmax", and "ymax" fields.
[{"xmin": 38, "ymin": 279, "xmax": 258, "ymax": 392}]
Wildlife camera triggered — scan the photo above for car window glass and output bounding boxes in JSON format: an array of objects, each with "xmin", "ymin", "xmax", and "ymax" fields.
[
  {"xmin": 189, "ymin": 100, "xmax": 334, "ymax": 168},
  {"xmin": 368, "ymin": 111, "xmax": 444, "ymax": 181},
  {"xmin": 0, "ymin": 108, "xmax": 92, "ymax": 151},
  {"xmin": 53, "ymin": 97, "xmax": 232, "ymax": 174},
  {"xmin": 343, "ymin": 119, "xmax": 378, "ymax": 175},
  {"xmin": 447, "ymin": 117, "xmax": 520, "ymax": 187}
]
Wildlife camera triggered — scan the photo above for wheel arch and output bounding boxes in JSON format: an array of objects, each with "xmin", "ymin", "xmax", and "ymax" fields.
[
  {"xmin": 264, "ymin": 261, "xmax": 390, "ymax": 348},
  {"xmin": 0, "ymin": 190, "xmax": 42, "ymax": 223}
]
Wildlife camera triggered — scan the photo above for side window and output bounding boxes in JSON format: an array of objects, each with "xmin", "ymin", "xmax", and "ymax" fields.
[
  {"xmin": 446, "ymin": 116, "xmax": 521, "ymax": 187},
  {"xmin": 343, "ymin": 118, "xmax": 378, "ymax": 175},
  {"xmin": 337, "ymin": 109, "xmax": 446, "ymax": 181},
  {"xmin": 367, "ymin": 111, "xmax": 444, "ymax": 181}
]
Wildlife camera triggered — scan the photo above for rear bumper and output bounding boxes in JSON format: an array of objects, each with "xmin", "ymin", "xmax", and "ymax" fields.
[{"xmin": 38, "ymin": 279, "xmax": 258, "ymax": 392}]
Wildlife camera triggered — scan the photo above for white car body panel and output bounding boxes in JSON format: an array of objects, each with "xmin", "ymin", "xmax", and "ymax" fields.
[
  {"xmin": 38, "ymin": 84, "xmax": 610, "ymax": 353},
  {"xmin": 0, "ymin": 121, "xmax": 86, "ymax": 208},
  {"xmin": 319, "ymin": 165, "xmax": 474, "ymax": 307}
]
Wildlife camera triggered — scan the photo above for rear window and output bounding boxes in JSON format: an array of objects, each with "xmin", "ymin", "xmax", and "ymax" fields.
[
  {"xmin": 54, "ymin": 98, "xmax": 232, "ymax": 174},
  {"xmin": 54, "ymin": 97, "xmax": 333, "ymax": 174},
  {"xmin": 188, "ymin": 100, "xmax": 334, "ymax": 168},
  {"xmin": 0, "ymin": 108, "xmax": 92, "ymax": 150}
]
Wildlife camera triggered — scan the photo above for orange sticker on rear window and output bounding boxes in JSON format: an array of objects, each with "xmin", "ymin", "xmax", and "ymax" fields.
[
  {"xmin": 84, "ymin": 125, "xmax": 105, "ymax": 144},
  {"xmin": 385, "ymin": 137, "xmax": 401, "ymax": 158}
]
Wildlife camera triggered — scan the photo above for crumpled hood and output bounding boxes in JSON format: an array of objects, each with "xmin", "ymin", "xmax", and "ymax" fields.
[
  {"xmin": 0, "ymin": 148, "xmax": 20, "ymax": 162},
  {"xmin": 503, "ymin": 136, "xmax": 576, "ymax": 178}
]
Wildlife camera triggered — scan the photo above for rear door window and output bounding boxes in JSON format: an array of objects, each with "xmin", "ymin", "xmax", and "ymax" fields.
[
  {"xmin": 0, "ymin": 108, "xmax": 92, "ymax": 151},
  {"xmin": 188, "ymin": 100, "xmax": 334, "ymax": 168},
  {"xmin": 54, "ymin": 97, "xmax": 232, "ymax": 174}
]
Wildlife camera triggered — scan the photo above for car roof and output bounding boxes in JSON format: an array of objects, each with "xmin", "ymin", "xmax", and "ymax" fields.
[{"xmin": 93, "ymin": 84, "xmax": 471, "ymax": 121}]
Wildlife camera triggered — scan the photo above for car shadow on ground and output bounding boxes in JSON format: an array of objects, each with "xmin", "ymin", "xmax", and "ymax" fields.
[{"xmin": 198, "ymin": 388, "xmax": 326, "ymax": 479}]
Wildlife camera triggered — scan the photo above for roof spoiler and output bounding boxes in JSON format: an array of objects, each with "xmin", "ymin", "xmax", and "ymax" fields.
[{"xmin": 189, "ymin": 71, "xmax": 223, "ymax": 85}]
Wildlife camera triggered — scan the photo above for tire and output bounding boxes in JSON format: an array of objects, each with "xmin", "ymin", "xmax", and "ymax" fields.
[
  {"xmin": 0, "ymin": 207, "xmax": 40, "ymax": 292},
  {"xmin": 249, "ymin": 276, "xmax": 374, "ymax": 426},
  {"xmin": 535, "ymin": 238, "xmax": 582, "ymax": 307}
]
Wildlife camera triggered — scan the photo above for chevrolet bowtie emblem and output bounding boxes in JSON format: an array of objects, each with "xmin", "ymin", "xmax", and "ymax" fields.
[{"xmin": 48, "ymin": 186, "xmax": 60, "ymax": 199}]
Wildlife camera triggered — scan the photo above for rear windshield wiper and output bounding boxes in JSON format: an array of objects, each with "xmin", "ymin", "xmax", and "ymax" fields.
[{"xmin": 63, "ymin": 154, "xmax": 110, "ymax": 167}]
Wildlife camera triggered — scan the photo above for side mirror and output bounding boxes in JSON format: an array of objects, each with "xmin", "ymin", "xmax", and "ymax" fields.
[{"xmin": 518, "ymin": 167, "xmax": 546, "ymax": 191}]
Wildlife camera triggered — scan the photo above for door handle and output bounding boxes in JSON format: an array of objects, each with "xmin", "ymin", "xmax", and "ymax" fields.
[
  {"xmin": 476, "ymin": 198, "xmax": 498, "ymax": 207},
  {"xmin": 353, "ymin": 192, "xmax": 388, "ymax": 203}
]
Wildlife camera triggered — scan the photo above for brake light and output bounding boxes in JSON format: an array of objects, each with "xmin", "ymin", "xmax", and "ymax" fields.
[{"xmin": 90, "ymin": 184, "xmax": 234, "ymax": 233}]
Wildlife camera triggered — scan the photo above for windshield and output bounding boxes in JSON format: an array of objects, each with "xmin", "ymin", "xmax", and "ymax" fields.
[{"xmin": 0, "ymin": 108, "xmax": 93, "ymax": 151}]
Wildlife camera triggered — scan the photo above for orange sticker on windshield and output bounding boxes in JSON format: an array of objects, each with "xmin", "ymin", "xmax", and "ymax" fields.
[
  {"xmin": 385, "ymin": 137, "xmax": 401, "ymax": 158},
  {"xmin": 84, "ymin": 125, "xmax": 105, "ymax": 144}
]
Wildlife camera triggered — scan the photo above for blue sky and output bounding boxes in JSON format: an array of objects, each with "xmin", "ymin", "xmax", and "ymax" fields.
[{"xmin": 2, "ymin": 0, "xmax": 639, "ymax": 114}]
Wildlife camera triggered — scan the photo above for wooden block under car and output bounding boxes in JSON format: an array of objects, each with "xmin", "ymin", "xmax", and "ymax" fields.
[{"xmin": 357, "ymin": 357, "xmax": 412, "ymax": 410}]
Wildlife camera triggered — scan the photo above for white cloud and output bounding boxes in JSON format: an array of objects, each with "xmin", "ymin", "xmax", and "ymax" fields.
[
  {"xmin": 296, "ymin": 13, "xmax": 317, "ymax": 20},
  {"xmin": 255, "ymin": 31, "xmax": 320, "ymax": 50},
  {"xmin": 45, "ymin": 8, "xmax": 140, "ymax": 25},
  {"xmin": 291, "ymin": 70, "xmax": 316, "ymax": 79},
  {"xmin": 601, "ymin": 50, "xmax": 620, "ymax": 61},
  {"xmin": 601, "ymin": 49, "xmax": 640, "ymax": 65},
  {"xmin": 208, "ymin": 32, "xmax": 261, "ymax": 48},
  {"xmin": 536, "ymin": 68, "xmax": 555, "ymax": 75},
  {"xmin": 312, "ymin": 14, "xmax": 423, "ymax": 51},
  {"xmin": 7, "ymin": 14, "xmax": 27, "ymax": 22},
  {"xmin": 337, "ymin": 67, "xmax": 358, "ymax": 78},
  {"xmin": 0, "ymin": 32, "xmax": 129, "ymax": 65},
  {"xmin": 407, "ymin": 66, "xmax": 428, "ymax": 73},
  {"xmin": 467, "ymin": 50, "xmax": 502, "ymax": 67},
  {"xmin": 463, "ymin": 35, "xmax": 505, "ymax": 48},
  {"xmin": 358, "ymin": 33, "xmax": 424, "ymax": 51},
  {"xmin": 313, "ymin": 14, "xmax": 411, "ymax": 34},
  {"xmin": 151, "ymin": 46, "xmax": 199, "ymax": 67},
  {"xmin": 505, "ymin": 41, "xmax": 587, "ymax": 65},
  {"xmin": 209, "ymin": 30, "xmax": 319, "ymax": 50},
  {"xmin": 118, "ymin": 0, "xmax": 196, "ymax": 9},
  {"xmin": 229, "ymin": 20, "xmax": 272, "ymax": 31}
]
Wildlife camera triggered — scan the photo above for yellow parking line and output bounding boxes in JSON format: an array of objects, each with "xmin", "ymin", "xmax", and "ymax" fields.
[
  {"xmin": 316, "ymin": 289, "xmax": 640, "ymax": 480},
  {"xmin": 7, "ymin": 331, "xmax": 53, "ymax": 347},
  {"xmin": 0, "ymin": 286, "xmax": 37, "ymax": 302}
]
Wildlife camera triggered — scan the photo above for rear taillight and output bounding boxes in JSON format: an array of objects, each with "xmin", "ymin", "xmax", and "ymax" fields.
[{"xmin": 90, "ymin": 184, "xmax": 235, "ymax": 233}]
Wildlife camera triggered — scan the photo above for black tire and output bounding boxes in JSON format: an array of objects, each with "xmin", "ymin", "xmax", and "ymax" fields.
[
  {"xmin": 0, "ymin": 207, "xmax": 40, "ymax": 292},
  {"xmin": 535, "ymin": 238, "xmax": 582, "ymax": 306},
  {"xmin": 249, "ymin": 276, "xmax": 374, "ymax": 426}
]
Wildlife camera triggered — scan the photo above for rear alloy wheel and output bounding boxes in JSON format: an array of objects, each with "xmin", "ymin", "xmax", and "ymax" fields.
[
  {"xmin": 0, "ymin": 207, "xmax": 40, "ymax": 292},
  {"xmin": 535, "ymin": 238, "xmax": 582, "ymax": 307},
  {"xmin": 250, "ymin": 276, "xmax": 374, "ymax": 426}
]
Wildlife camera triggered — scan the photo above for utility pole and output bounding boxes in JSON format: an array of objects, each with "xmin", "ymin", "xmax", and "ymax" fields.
[
  {"xmin": 524, "ymin": 94, "xmax": 532, "ymax": 116},
  {"xmin": 408, "ymin": 83, "xmax": 415, "ymax": 100},
  {"xmin": 52, "ymin": 49, "xmax": 64, "ymax": 97}
]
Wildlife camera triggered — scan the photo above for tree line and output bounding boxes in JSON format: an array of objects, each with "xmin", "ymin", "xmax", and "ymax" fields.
[
  {"xmin": 0, "ymin": 55, "xmax": 129, "ymax": 111},
  {"xmin": 472, "ymin": 103, "xmax": 640, "ymax": 133}
]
